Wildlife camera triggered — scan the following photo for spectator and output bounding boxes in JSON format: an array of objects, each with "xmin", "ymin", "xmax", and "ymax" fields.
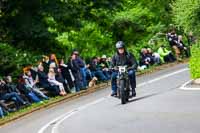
[
  {"xmin": 187, "ymin": 31, "xmax": 197, "ymax": 56},
  {"xmin": 37, "ymin": 64, "xmax": 60, "ymax": 95},
  {"xmin": 99, "ymin": 55, "xmax": 111, "ymax": 79},
  {"xmin": 157, "ymin": 45, "xmax": 176, "ymax": 63},
  {"xmin": 72, "ymin": 50, "xmax": 87, "ymax": 89},
  {"xmin": 174, "ymin": 35, "xmax": 189, "ymax": 58},
  {"xmin": 166, "ymin": 30, "xmax": 178, "ymax": 47},
  {"xmin": 147, "ymin": 48, "xmax": 161, "ymax": 65},
  {"xmin": 42, "ymin": 55, "xmax": 50, "ymax": 74},
  {"xmin": 0, "ymin": 79, "xmax": 28, "ymax": 110},
  {"xmin": 56, "ymin": 67, "xmax": 70, "ymax": 93},
  {"xmin": 67, "ymin": 53, "xmax": 83, "ymax": 92},
  {"xmin": 139, "ymin": 48, "xmax": 151, "ymax": 68},
  {"xmin": 4, "ymin": 76, "xmax": 30, "ymax": 103},
  {"xmin": 187, "ymin": 31, "xmax": 196, "ymax": 46},
  {"xmin": 23, "ymin": 68, "xmax": 49, "ymax": 100},
  {"xmin": 17, "ymin": 75, "xmax": 41, "ymax": 103},
  {"xmin": 59, "ymin": 59, "xmax": 76, "ymax": 93},
  {"xmin": 49, "ymin": 54, "xmax": 59, "ymax": 69},
  {"xmin": 48, "ymin": 68, "xmax": 67, "ymax": 96},
  {"xmin": 89, "ymin": 57, "xmax": 108, "ymax": 81}
]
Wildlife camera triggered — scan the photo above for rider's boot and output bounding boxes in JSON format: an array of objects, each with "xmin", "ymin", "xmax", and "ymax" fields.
[{"xmin": 132, "ymin": 89, "xmax": 136, "ymax": 97}]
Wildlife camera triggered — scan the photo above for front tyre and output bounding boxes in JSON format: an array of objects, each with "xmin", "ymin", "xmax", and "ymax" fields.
[{"xmin": 120, "ymin": 80, "xmax": 126, "ymax": 104}]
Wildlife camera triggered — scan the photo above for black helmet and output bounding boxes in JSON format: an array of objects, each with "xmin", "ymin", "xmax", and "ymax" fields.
[{"xmin": 116, "ymin": 41, "xmax": 125, "ymax": 49}]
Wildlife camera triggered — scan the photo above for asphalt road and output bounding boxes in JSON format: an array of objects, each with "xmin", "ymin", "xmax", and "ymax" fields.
[{"xmin": 1, "ymin": 63, "xmax": 200, "ymax": 133}]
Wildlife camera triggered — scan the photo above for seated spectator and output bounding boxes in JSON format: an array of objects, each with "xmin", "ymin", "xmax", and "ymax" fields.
[
  {"xmin": 23, "ymin": 68, "xmax": 49, "ymax": 100},
  {"xmin": 147, "ymin": 48, "xmax": 161, "ymax": 65},
  {"xmin": 99, "ymin": 55, "xmax": 111, "ymax": 79},
  {"xmin": 4, "ymin": 76, "xmax": 30, "ymax": 103},
  {"xmin": 17, "ymin": 75, "xmax": 41, "ymax": 103},
  {"xmin": 89, "ymin": 57, "xmax": 108, "ymax": 81},
  {"xmin": 0, "ymin": 79, "xmax": 28, "ymax": 110},
  {"xmin": 139, "ymin": 48, "xmax": 151, "ymax": 68},
  {"xmin": 37, "ymin": 64, "xmax": 60, "ymax": 95},
  {"xmin": 48, "ymin": 68, "xmax": 66, "ymax": 96},
  {"xmin": 157, "ymin": 45, "xmax": 176, "ymax": 63}
]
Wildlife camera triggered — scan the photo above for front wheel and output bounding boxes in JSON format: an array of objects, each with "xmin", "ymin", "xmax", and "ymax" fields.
[{"xmin": 119, "ymin": 80, "xmax": 127, "ymax": 104}]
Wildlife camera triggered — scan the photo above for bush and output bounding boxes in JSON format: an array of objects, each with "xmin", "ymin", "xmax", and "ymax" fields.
[{"xmin": 189, "ymin": 43, "xmax": 200, "ymax": 79}]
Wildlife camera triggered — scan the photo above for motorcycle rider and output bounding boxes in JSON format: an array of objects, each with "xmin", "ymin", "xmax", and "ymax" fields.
[{"xmin": 111, "ymin": 41, "xmax": 138, "ymax": 97}]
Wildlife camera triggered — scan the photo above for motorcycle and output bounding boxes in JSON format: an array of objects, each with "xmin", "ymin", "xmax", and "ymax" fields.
[{"xmin": 116, "ymin": 66, "xmax": 131, "ymax": 104}]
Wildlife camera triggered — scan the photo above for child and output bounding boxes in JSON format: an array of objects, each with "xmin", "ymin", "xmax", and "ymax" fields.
[{"xmin": 48, "ymin": 68, "xmax": 66, "ymax": 96}]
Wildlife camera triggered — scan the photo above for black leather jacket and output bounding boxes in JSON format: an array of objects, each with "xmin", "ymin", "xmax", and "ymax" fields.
[{"xmin": 112, "ymin": 51, "xmax": 138, "ymax": 70}]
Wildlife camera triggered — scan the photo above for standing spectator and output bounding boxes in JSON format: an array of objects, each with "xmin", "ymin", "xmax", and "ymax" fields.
[
  {"xmin": 174, "ymin": 35, "xmax": 189, "ymax": 58},
  {"xmin": 59, "ymin": 59, "xmax": 76, "ymax": 93},
  {"xmin": 187, "ymin": 31, "xmax": 196, "ymax": 46},
  {"xmin": 187, "ymin": 31, "xmax": 197, "ymax": 56},
  {"xmin": 166, "ymin": 30, "xmax": 178, "ymax": 47},
  {"xmin": 166, "ymin": 30, "xmax": 182, "ymax": 60},
  {"xmin": 49, "ymin": 54, "xmax": 59, "ymax": 69},
  {"xmin": 42, "ymin": 55, "xmax": 50, "ymax": 74},
  {"xmin": 72, "ymin": 50, "xmax": 87, "ymax": 89},
  {"xmin": 67, "ymin": 53, "xmax": 83, "ymax": 92}
]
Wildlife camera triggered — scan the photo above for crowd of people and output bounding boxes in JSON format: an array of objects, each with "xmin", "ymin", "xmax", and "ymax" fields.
[
  {"xmin": 138, "ymin": 30, "xmax": 196, "ymax": 70},
  {"xmin": 0, "ymin": 50, "xmax": 113, "ymax": 118},
  {"xmin": 0, "ymin": 30, "xmax": 196, "ymax": 118}
]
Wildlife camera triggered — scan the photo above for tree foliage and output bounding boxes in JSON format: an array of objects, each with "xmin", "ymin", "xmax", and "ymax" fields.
[
  {"xmin": 172, "ymin": 0, "xmax": 200, "ymax": 33},
  {"xmin": 0, "ymin": 0, "xmax": 174, "ymax": 76}
]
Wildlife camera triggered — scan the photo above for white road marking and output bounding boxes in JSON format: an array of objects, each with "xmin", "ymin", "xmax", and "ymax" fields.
[
  {"xmin": 137, "ymin": 68, "xmax": 188, "ymax": 87},
  {"xmin": 52, "ymin": 98, "xmax": 105, "ymax": 133},
  {"xmin": 38, "ymin": 68, "xmax": 188, "ymax": 133},
  {"xmin": 179, "ymin": 80, "xmax": 200, "ymax": 90},
  {"xmin": 38, "ymin": 98, "xmax": 105, "ymax": 133}
]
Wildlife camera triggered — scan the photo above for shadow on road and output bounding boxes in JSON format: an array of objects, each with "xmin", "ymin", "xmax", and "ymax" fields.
[
  {"xmin": 128, "ymin": 93, "xmax": 158, "ymax": 103},
  {"xmin": 127, "ymin": 86, "xmax": 180, "ymax": 104}
]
